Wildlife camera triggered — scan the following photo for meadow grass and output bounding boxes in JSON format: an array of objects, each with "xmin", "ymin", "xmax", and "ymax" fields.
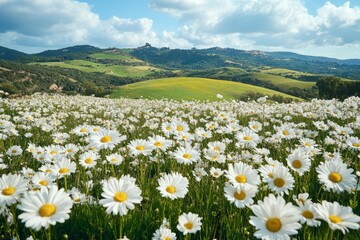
[
  {"xmin": 0, "ymin": 94, "xmax": 359, "ymax": 240},
  {"xmin": 253, "ymin": 73, "xmax": 315, "ymax": 89},
  {"xmin": 89, "ymin": 53, "xmax": 143, "ymax": 63},
  {"xmin": 110, "ymin": 77, "xmax": 299, "ymax": 101},
  {"xmin": 32, "ymin": 60, "xmax": 152, "ymax": 77}
]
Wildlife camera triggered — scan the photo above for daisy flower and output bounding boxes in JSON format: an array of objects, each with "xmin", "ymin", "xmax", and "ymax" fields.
[
  {"xmin": 79, "ymin": 151, "xmax": 99, "ymax": 169},
  {"xmin": 210, "ymin": 167, "xmax": 224, "ymax": 178},
  {"xmin": 286, "ymin": 148, "xmax": 311, "ymax": 176},
  {"xmin": 173, "ymin": 146, "xmax": 200, "ymax": 165},
  {"xmin": 17, "ymin": 186, "xmax": 73, "ymax": 231},
  {"xmin": 157, "ymin": 172, "xmax": 189, "ymax": 200},
  {"xmin": 31, "ymin": 172, "xmax": 57, "ymax": 189},
  {"xmin": 225, "ymin": 162, "xmax": 261, "ymax": 187},
  {"xmin": 346, "ymin": 136, "xmax": 360, "ymax": 151},
  {"xmin": 106, "ymin": 153, "xmax": 124, "ymax": 165},
  {"xmin": 299, "ymin": 202, "xmax": 321, "ymax": 227},
  {"xmin": 315, "ymin": 201, "xmax": 360, "ymax": 234},
  {"xmin": 89, "ymin": 129, "xmax": 125, "ymax": 150},
  {"xmin": 0, "ymin": 173, "xmax": 28, "ymax": 206},
  {"xmin": 177, "ymin": 212, "xmax": 202, "ymax": 235},
  {"xmin": 224, "ymin": 184, "xmax": 258, "ymax": 208},
  {"xmin": 266, "ymin": 165, "xmax": 295, "ymax": 196},
  {"xmin": 148, "ymin": 135, "xmax": 172, "ymax": 151},
  {"xmin": 152, "ymin": 218, "xmax": 177, "ymax": 240},
  {"xmin": 51, "ymin": 157, "xmax": 77, "ymax": 179},
  {"xmin": 249, "ymin": 194, "xmax": 301, "ymax": 240},
  {"xmin": 316, "ymin": 159, "xmax": 357, "ymax": 193},
  {"xmin": 128, "ymin": 139, "xmax": 153, "ymax": 156},
  {"xmin": 6, "ymin": 145, "xmax": 23, "ymax": 156},
  {"xmin": 99, "ymin": 176, "xmax": 142, "ymax": 215},
  {"xmin": 236, "ymin": 129, "xmax": 260, "ymax": 148}
]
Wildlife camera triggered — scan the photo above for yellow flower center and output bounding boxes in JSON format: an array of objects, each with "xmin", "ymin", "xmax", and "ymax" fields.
[
  {"xmin": 50, "ymin": 150, "xmax": 57, "ymax": 155},
  {"xmin": 80, "ymin": 128, "xmax": 87, "ymax": 133},
  {"xmin": 183, "ymin": 153, "xmax": 191, "ymax": 159},
  {"xmin": 2, "ymin": 187, "xmax": 15, "ymax": 196},
  {"xmin": 165, "ymin": 237, "xmax": 171, "ymax": 240},
  {"xmin": 111, "ymin": 158, "xmax": 118, "ymax": 163},
  {"xmin": 154, "ymin": 141, "xmax": 163, "ymax": 147},
  {"xmin": 234, "ymin": 191, "xmax": 246, "ymax": 200},
  {"xmin": 266, "ymin": 218, "xmax": 282, "ymax": 232},
  {"xmin": 39, "ymin": 180, "xmax": 48, "ymax": 186},
  {"xmin": 292, "ymin": 160, "xmax": 302, "ymax": 169},
  {"xmin": 11, "ymin": 150, "xmax": 17, "ymax": 154},
  {"xmin": 184, "ymin": 222, "xmax": 193, "ymax": 230},
  {"xmin": 329, "ymin": 215, "xmax": 342, "ymax": 224},
  {"xmin": 302, "ymin": 210, "xmax": 314, "ymax": 219},
  {"xmin": 352, "ymin": 143, "xmax": 360, "ymax": 148},
  {"xmin": 166, "ymin": 126, "xmax": 171, "ymax": 130},
  {"xmin": 114, "ymin": 192, "xmax": 127, "ymax": 202},
  {"xmin": 274, "ymin": 178, "xmax": 285, "ymax": 187},
  {"xmin": 166, "ymin": 186, "xmax": 176, "ymax": 194},
  {"xmin": 328, "ymin": 172, "xmax": 342, "ymax": 183},
  {"xmin": 243, "ymin": 136, "xmax": 252, "ymax": 141},
  {"xmin": 252, "ymin": 125, "xmax": 258, "ymax": 129},
  {"xmin": 59, "ymin": 168, "xmax": 69, "ymax": 174},
  {"xmin": 176, "ymin": 126, "xmax": 183, "ymax": 131},
  {"xmin": 39, "ymin": 204, "xmax": 56, "ymax": 217},
  {"xmin": 268, "ymin": 173, "xmax": 274, "ymax": 178},
  {"xmin": 214, "ymin": 147, "xmax": 220, "ymax": 151},
  {"xmin": 282, "ymin": 130, "xmax": 289, "ymax": 136},
  {"xmin": 136, "ymin": 145, "xmax": 145, "ymax": 151},
  {"xmin": 305, "ymin": 142, "xmax": 311, "ymax": 147},
  {"xmin": 84, "ymin": 158, "xmax": 93, "ymax": 164},
  {"xmin": 100, "ymin": 136, "xmax": 111, "ymax": 143},
  {"xmin": 45, "ymin": 169, "xmax": 52, "ymax": 173},
  {"xmin": 235, "ymin": 174, "xmax": 247, "ymax": 183}
]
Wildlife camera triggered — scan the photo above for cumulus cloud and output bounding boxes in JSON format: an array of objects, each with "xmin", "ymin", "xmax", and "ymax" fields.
[
  {"xmin": 150, "ymin": 0, "xmax": 360, "ymax": 55},
  {"xmin": 0, "ymin": 0, "xmax": 158, "ymax": 52}
]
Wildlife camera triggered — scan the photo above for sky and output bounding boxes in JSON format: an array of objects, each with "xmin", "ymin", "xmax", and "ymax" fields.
[{"xmin": 0, "ymin": 0, "xmax": 359, "ymax": 59}]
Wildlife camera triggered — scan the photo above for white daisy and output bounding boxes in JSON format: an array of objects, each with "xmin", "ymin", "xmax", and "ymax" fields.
[
  {"xmin": 224, "ymin": 183, "xmax": 258, "ymax": 208},
  {"xmin": 177, "ymin": 212, "xmax": 202, "ymax": 235},
  {"xmin": 266, "ymin": 165, "xmax": 295, "ymax": 196},
  {"xmin": 0, "ymin": 173, "xmax": 28, "ymax": 206},
  {"xmin": 315, "ymin": 200, "xmax": 360, "ymax": 234},
  {"xmin": 17, "ymin": 186, "xmax": 73, "ymax": 231},
  {"xmin": 316, "ymin": 159, "xmax": 357, "ymax": 193},
  {"xmin": 249, "ymin": 194, "xmax": 301, "ymax": 240},
  {"xmin": 157, "ymin": 172, "xmax": 189, "ymax": 200},
  {"xmin": 225, "ymin": 162, "xmax": 261, "ymax": 187},
  {"xmin": 99, "ymin": 176, "xmax": 142, "ymax": 215}
]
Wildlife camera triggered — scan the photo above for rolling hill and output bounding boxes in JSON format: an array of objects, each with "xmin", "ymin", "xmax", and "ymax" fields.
[
  {"xmin": 1, "ymin": 44, "xmax": 359, "ymax": 101},
  {"xmin": 110, "ymin": 77, "xmax": 299, "ymax": 101}
]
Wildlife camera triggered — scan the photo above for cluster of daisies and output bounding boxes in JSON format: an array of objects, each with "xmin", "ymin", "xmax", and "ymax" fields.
[{"xmin": 0, "ymin": 93, "xmax": 360, "ymax": 239}]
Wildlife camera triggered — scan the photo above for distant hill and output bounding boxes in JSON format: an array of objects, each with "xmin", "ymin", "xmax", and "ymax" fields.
[
  {"xmin": 267, "ymin": 51, "xmax": 360, "ymax": 66},
  {"xmin": 0, "ymin": 44, "xmax": 359, "ymax": 100},
  {"xmin": 35, "ymin": 45, "xmax": 101, "ymax": 58},
  {"xmin": 0, "ymin": 46, "xmax": 29, "ymax": 60}
]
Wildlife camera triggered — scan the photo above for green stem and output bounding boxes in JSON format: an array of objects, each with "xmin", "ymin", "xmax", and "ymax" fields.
[
  {"xmin": 47, "ymin": 225, "xmax": 51, "ymax": 240},
  {"xmin": 327, "ymin": 228, "xmax": 333, "ymax": 240},
  {"xmin": 64, "ymin": 175, "xmax": 68, "ymax": 191},
  {"xmin": 119, "ymin": 216, "xmax": 124, "ymax": 239}
]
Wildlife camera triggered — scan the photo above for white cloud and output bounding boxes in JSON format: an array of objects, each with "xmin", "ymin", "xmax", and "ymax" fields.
[
  {"xmin": 0, "ymin": 0, "xmax": 158, "ymax": 52},
  {"xmin": 150, "ymin": 0, "xmax": 360, "ymax": 56}
]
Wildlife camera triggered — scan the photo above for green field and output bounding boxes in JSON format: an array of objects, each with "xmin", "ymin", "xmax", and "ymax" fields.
[
  {"xmin": 89, "ymin": 53, "xmax": 143, "ymax": 63},
  {"xmin": 32, "ymin": 60, "xmax": 155, "ymax": 77},
  {"xmin": 110, "ymin": 77, "xmax": 299, "ymax": 101},
  {"xmin": 253, "ymin": 72, "xmax": 315, "ymax": 89}
]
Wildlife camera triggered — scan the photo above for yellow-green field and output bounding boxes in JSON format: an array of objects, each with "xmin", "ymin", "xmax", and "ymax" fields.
[
  {"xmin": 89, "ymin": 53, "xmax": 143, "ymax": 63},
  {"xmin": 31, "ymin": 60, "xmax": 156, "ymax": 77},
  {"xmin": 253, "ymin": 72, "xmax": 315, "ymax": 89},
  {"xmin": 110, "ymin": 77, "xmax": 299, "ymax": 101}
]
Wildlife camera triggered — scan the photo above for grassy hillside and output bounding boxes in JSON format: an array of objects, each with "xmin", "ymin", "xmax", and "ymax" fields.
[
  {"xmin": 110, "ymin": 77, "xmax": 299, "ymax": 101},
  {"xmin": 90, "ymin": 53, "xmax": 143, "ymax": 63},
  {"xmin": 253, "ymin": 72, "xmax": 315, "ymax": 89},
  {"xmin": 31, "ymin": 60, "xmax": 157, "ymax": 77}
]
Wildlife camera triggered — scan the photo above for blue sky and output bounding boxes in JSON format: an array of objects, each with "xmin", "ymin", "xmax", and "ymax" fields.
[{"xmin": 0, "ymin": 0, "xmax": 359, "ymax": 59}]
